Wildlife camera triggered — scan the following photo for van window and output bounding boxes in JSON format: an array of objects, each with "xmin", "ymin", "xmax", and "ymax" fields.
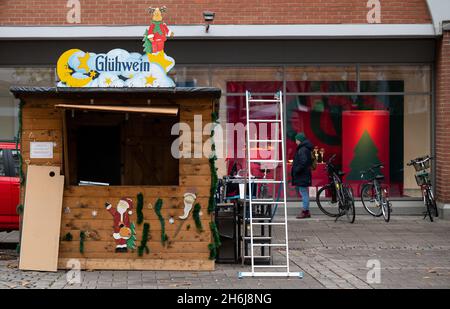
[
  {"xmin": 0, "ymin": 150, "xmax": 6, "ymax": 176},
  {"xmin": 11, "ymin": 150, "xmax": 20, "ymax": 177}
]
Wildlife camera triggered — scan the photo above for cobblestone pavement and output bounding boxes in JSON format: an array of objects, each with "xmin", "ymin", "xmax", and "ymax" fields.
[{"xmin": 1, "ymin": 216, "xmax": 449, "ymax": 289}]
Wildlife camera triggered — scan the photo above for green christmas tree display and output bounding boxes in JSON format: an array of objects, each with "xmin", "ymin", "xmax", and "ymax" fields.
[
  {"xmin": 347, "ymin": 130, "xmax": 382, "ymax": 181},
  {"xmin": 143, "ymin": 30, "xmax": 153, "ymax": 54},
  {"xmin": 127, "ymin": 222, "xmax": 137, "ymax": 250}
]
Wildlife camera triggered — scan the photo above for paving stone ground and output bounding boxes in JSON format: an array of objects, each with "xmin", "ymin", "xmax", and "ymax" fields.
[{"xmin": 1, "ymin": 216, "xmax": 449, "ymax": 289}]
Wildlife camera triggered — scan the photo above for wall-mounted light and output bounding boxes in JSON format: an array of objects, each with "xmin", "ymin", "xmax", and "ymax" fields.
[{"xmin": 203, "ymin": 11, "xmax": 215, "ymax": 32}]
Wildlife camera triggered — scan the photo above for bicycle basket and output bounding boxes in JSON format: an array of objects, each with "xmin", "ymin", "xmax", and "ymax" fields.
[
  {"xmin": 415, "ymin": 171, "xmax": 430, "ymax": 186},
  {"xmin": 412, "ymin": 159, "xmax": 430, "ymax": 172}
]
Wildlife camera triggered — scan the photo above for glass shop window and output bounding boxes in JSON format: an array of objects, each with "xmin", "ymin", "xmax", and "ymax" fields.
[
  {"xmin": 0, "ymin": 67, "xmax": 55, "ymax": 140},
  {"xmin": 283, "ymin": 93, "xmax": 431, "ymax": 199},
  {"xmin": 11, "ymin": 150, "xmax": 20, "ymax": 177},
  {"xmin": 0, "ymin": 150, "xmax": 6, "ymax": 176},
  {"xmin": 65, "ymin": 110, "xmax": 180, "ymax": 186},
  {"xmin": 221, "ymin": 65, "xmax": 431, "ymax": 200}
]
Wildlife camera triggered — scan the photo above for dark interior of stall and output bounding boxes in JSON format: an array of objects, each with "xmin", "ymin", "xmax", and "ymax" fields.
[{"xmin": 65, "ymin": 109, "xmax": 180, "ymax": 186}]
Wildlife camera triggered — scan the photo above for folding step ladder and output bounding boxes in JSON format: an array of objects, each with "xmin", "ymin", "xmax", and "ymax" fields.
[{"xmin": 238, "ymin": 91, "xmax": 303, "ymax": 278}]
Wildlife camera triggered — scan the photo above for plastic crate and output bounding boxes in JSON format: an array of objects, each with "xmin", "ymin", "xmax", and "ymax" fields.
[{"xmin": 415, "ymin": 171, "xmax": 430, "ymax": 186}]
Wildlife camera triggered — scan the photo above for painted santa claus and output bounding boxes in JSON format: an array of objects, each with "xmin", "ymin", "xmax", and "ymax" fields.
[
  {"xmin": 146, "ymin": 6, "xmax": 173, "ymax": 53},
  {"xmin": 105, "ymin": 198, "xmax": 133, "ymax": 252}
]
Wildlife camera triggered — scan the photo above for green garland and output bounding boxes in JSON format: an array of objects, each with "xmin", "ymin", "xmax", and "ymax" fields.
[
  {"xmin": 63, "ymin": 232, "xmax": 73, "ymax": 241},
  {"xmin": 211, "ymin": 111, "xmax": 219, "ymax": 123},
  {"xmin": 154, "ymin": 198, "xmax": 168, "ymax": 246},
  {"xmin": 208, "ymin": 112, "xmax": 219, "ymax": 214},
  {"xmin": 208, "ymin": 156, "xmax": 218, "ymax": 214},
  {"xmin": 79, "ymin": 231, "xmax": 86, "ymax": 254},
  {"xmin": 208, "ymin": 221, "xmax": 221, "ymax": 260},
  {"xmin": 137, "ymin": 193, "xmax": 144, "ymax": 225},
  {"xmin": 192, "ymin": 203, "xmax": 203, "ymax": 232},
  {"xmin": 138, "ymin": 223, "xmax": 150, "ymax": 257},
  {"xmin": 208, "ymin": 243, "xmax": 217, "ymax": 260},
  {"xmin": 16, "ymin": 100, "xmax": 25, "ymax": 185}
]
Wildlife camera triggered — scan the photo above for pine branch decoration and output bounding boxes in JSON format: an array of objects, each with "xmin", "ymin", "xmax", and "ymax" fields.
[
  {"xmin": 138, "ymin": 223, "xmax": 150, "ymax": 257},
  {"xmin": 193, "ymin": 203, "xmax": 203, "ymax": 232},
  {"xmin": 154, "ymin": 198, "xmax": 168, "ymax": 246},
  {"xmin": 79, "ymin": 231, "xmax": 86, "ymax": 254},
  {"xmin": 137, "ymin": 192, "xmax": 144, "ymax": 225}
]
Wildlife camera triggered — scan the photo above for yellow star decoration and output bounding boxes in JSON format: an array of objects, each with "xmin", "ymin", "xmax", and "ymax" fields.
[
  {"xmin": 145, "ymin": 75, "xmax": 156, "ymax": 86},
  {"xmin": 89, "ymin": 70, "xmax": 97, "ymax": 78},
  {"xmin": 147, "ymin": 51, "xmax": 173, "ymax": 73},
  {"xmin": 105, "ymin": 77, "xmax": 112, "ymax": 85}
]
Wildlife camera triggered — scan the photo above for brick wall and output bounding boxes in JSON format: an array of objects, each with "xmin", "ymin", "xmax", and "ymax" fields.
[
  {"xmin": 0, "ymin": 0, "xmax": 431, "ymax": 26},
  {"xmin": 436, "ymin": 30, "xmax": 450, "ymax": 204}
]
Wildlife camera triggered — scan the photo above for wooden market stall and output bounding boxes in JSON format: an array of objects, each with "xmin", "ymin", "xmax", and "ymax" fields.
[{"xmin": 10, "ymin": 86, "xmax": 221, "ymax": 271}]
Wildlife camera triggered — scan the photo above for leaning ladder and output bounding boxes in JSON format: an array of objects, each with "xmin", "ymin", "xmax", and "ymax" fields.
[{"xmin": 239, "ymin": 91, "xmax": 303, "ymax": 278}]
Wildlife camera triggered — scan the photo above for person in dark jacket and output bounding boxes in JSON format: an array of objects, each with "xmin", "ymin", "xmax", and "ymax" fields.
[{"xmin": 291, "ymin": 132, "xmax": 314, "ymax": 219}]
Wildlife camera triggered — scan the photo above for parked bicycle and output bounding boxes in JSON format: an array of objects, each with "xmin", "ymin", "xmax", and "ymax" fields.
[
  {"xmin": 316, "ymin": 154, "xmax": 356, "ymax": 223},
  {"xmin": 360, "ymin": 163, "xmax": 392, "ymax": 222},
  {"xmin": 407, "ymin": 155, "xmax": 438, "ymax": 221}
]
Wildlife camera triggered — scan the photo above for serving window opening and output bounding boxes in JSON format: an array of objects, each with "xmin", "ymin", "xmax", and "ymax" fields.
[{"xmin": 65, "ymin": 108, "xmax": 180, "ymax": 186}]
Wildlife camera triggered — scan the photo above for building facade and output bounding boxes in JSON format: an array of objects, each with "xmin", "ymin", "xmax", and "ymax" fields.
[{"xmin": 0, "ymin": 0, "xmax": 449, "ymax": 216}]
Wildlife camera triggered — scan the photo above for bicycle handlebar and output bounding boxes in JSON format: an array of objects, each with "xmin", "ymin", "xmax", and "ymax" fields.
[
  {"xmin": 360, "ymin": 163, "xmax": 384, "ymax": 176},
  {"xmin": 327, "ymin": 154, "xmax": 337, "ymax": 164},
  {"xmin": 407, "ymin": 155, "xmax": 433, "ymax": 166}
]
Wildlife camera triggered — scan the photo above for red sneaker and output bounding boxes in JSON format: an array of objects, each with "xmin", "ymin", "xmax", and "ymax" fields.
[{"xmin": 296, "ymin": 210, "xmax": 311, "ymax": 219}]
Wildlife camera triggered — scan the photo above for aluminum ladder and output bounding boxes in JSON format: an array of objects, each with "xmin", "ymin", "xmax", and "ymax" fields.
[{"xmin": 238, "ymin": 90, "xmax": 303, "ymax": 278}]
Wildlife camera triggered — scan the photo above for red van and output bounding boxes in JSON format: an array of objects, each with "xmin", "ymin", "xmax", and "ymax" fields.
[{"xmin": 0, "ymin": 142, "xmax": 20, "ymax": 231}]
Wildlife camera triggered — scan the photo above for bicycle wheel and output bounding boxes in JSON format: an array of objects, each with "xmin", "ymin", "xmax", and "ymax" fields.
[
  {"xmin": 381, "ymin": 197, "xmax": 391, "ymax": 222},
  {"xmin": 426, "ymin": 189, "xmax": 438, "ymax": 219},
  {"xmin": 361, "ymin": 183, "xmax": 383, "ymax": 217},
  {"xmin": 343, "ymin": 185, "xmax": 356, "ymax": 224},
  {"xmin": 316, "ymin": 184, "xmax": 341, "ymax": 217}
]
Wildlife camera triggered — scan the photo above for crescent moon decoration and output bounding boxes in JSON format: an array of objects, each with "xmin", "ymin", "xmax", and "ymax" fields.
[{"xmin": 57, "ymin": 49, "xmax": 94, "ymax": 87}]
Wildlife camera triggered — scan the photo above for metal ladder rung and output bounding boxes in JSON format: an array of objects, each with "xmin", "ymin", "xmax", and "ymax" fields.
[
  {"xmin": 250, "ymin": 179, "xmax": 283, "ymax": 183},
  {"xmin": 248, "ymin": 99, "xmax": 280, "ymax": 102},
  {"xmin": 252, "ymin": 243, "xmax": 286, "ymax": 247},
  {"xmin": 239, "ymin": 272, "xmax": 304, "ymax": 278},
  {"xmin": 243, "ymin": 255, "xmax": 271, "ymax": 259},
  {"xmin": 248, "ymin": 119, "xmax": 281, "ymax": 123},
  {"xmin": 249, "ymin": 139, "xmax": 282, "ymax": 143},
  {"xmin": 243, "ymin": 236, "xmax": 272, "ymax": 240},
  {"xmin": 245, "ymin": 216, "xmax": 272, "ymax": 220},
  {"xmin": 245, "ymin": 218, "xmax": 272, "ymax": 222},
  {"xmin": 253, "ymin": 265, "xmax": 288, "ymax": 268}
]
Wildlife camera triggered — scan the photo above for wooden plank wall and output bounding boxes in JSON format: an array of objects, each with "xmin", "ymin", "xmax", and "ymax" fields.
[{"xmin": 20, "ymin": 96, "xmax": 214, "ymax": 270}]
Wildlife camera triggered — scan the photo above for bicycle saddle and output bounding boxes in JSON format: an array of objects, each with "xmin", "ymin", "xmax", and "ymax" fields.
[{"xmin": 375, "ymin": 175, "xmax": 385, "ymax": 180}]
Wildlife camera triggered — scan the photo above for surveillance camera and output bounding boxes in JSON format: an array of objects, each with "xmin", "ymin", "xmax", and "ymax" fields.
[{"xmin": 203, "ymin": 11, "xmax": 215, "ymax": 22}]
